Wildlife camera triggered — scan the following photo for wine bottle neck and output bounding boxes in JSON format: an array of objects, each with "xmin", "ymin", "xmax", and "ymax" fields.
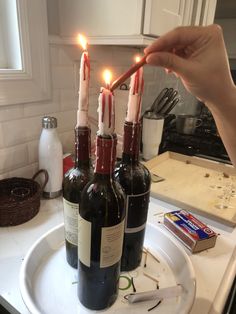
[
  {"xmin": 74, "ymin": 126, "xmax": 91, "ymax": 168},
  {"xmin": 94, "ymin": 134, "xmax": 117, "ymax": 175},
  {"xmin": 122, "ymin": 121, "xmax": 141, "ymax": 164},
  {"xmin": 94, "ymin": 173, "xmax": 115, "ymax": 182}
]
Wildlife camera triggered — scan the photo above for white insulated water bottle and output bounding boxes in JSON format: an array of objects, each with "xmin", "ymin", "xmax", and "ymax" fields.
[{"xmin": 39, "ymin": 116, "xmax": 63, "ymax": 198}]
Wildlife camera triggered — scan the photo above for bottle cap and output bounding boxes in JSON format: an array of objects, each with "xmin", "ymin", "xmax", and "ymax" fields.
[{"xmin": 42, "ymin": 116, "xmax": 57, "ymax": 129}]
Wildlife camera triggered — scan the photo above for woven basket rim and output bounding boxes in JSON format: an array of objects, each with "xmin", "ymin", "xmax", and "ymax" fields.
[
  {"xmin": 0, "ymin": 170, "xmax": 48, "ymax": 226},
  {"xmin": 0, "ymin": 177, "xmax": 40, "ymax": 204}
]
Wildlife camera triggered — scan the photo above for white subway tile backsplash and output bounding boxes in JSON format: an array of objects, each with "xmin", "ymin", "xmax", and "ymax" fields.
[
  {"xmin": 53, "ymin": 89, "xmax": 60, "ymax": 102},
  {"xmin": 89, "ymin": 68, "xmax": 102, "ymax": 89},
  {"xmin": 51, "ymin": 66, "xmax": 74, "ymax": 89},
  {"xmin": 2, "ymin": 116, "xmax": 41, "ymax": 147},
  {"xmin": 60, "ymin": 89, "xmax": 77, "ymax": 111},
  {"xmin": 89, "ymin": 87, "xmax": 100, "ymax": 96},
  {"xmin": 112, "ymin": 66, "xmax": 129, "ymax": 79},
  {"xmin": 28, "ymin": 140, "xmax": 39, "ymax": 164},
  {"xmin": 23, "ymin": 99, "xmax": 60, "ymax": 118},
  {"xmin": 89, "ymin": 46, "xmax": 113, "ymax": 65},
  {"xmin": 164, "ymin": 76, "xmax": 179, "ymax": 87},
  {"xmin": 9, "ymin": 163, "xmax": 38, "ymax": 179},
  {"xmin": 89, "ymin": 93, "xmax": 99, "ymax": 107},
  {"xmin": 114, "ymin": 89, "xmax": 128, "ymax": 134},
  {"xmin": 142, "ymin": 97, "xmax": 155, "ymax": 112},
  {"xmin": 144, "ymin": 82, "xmax": 159, "ymax": 97},
  {"xmin": 0, "ymin": 144, "xmax": 28, "ymax": 174},
  {"xmin": 88, "ymin": 109, "xmax": 98, "ymax": 122},
  {"xmin": 23, "ymin": 90, "xmax": 60, "ymax": 119},
  {"xmin": 59, "ymin": 130, "xmax": 74, "ymax": 154},
  {"xmin": 55, "ymin": 110, "xmax": 76, "ymax": 133},
  {"xmin": 59, "ymin": 45, "xmax": 82, "ymax": 63},
  {"xmin": 144, "ymin": 66, "xmax": 157, "ymax": 81},
  {"xmin": 58, "ymin": 46, "xmax": 75, "ymax": 65},
  {"xmin": 153, "ymin": 67, "xmax": 165, "ymax": 80},
  {"xmin": 0, "ymin": 105, "xmax": 24, "ymax": 122},
  {"xmin": 112, "ymin": 46, "xmax": 139, "ymax": 66}
]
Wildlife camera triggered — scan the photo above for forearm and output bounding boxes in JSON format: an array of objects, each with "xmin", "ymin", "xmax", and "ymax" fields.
[
  {"xmin": 206, "ymin": 85, "xmax": 236, "ymax": 167},
  {"xmin": 144, "ymin": 25, "xmax": 236, "ymax": 167}
]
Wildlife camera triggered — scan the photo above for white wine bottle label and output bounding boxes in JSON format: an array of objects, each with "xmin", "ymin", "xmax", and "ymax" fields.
[
  {"xmin": 125, "ymin": 191, "xmax": 150, "ymax": 233},
  {"xmin": 78, "ymin": 214, "xmax": 91, "ymax": 267},
  {"xmin": 63, "ymin": 198, "xmax": 79, "ymax": 246},
  {"xmin": 100, "ymin": 219, "xmax": 125, "ymax": 268}
]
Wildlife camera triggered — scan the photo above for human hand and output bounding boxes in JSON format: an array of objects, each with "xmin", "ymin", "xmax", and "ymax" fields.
[{"xmin": 144, "ymin": 25, "xmax": 235, "ymax": 110}]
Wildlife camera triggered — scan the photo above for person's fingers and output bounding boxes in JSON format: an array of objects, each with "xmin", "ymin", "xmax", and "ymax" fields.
[
  {"xmin": 146, "ymin": 51, "xmax": 191, "ymax": 76},
  {"xmin": 144, "ymin": 25, "xmax": 208, "ymax": 55}
]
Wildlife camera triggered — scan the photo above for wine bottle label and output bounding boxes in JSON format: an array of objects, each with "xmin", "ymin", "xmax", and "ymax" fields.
[
  {"xmin": 63, "ymin": 198, "xmax": 79, "ymax": 246},
  {"xmin": 100, "ymin": 219, "xmax": 125, "ymax": 268},
  {"xmin": 125, "ymin": 191, "xmax": 150, "ymax": 233},
  {"xmin": 78, "ymin": 214, "xmax": 92, "ymax": 267}
]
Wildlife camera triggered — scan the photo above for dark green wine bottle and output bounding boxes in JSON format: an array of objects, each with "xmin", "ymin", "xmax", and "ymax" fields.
[
  {"xmin": 63, "ymin": 126, "xmax": 93, "ymax": 268},
  {"xmin": 78, "ymin": 134, "xmax": 125, "ymax": 310},
  {"xmin": 115, "ymin": 121, "xmax": 151, "ymax": 271}
]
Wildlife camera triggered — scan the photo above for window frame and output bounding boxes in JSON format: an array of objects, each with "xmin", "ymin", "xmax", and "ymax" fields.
[{"xmin": 0, "ymin": 0, "xmax": 51, "ymax": 106}]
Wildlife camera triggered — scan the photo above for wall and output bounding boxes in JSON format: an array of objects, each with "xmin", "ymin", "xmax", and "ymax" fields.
[{"xmin": 0, "ymin": 43, "xmax": 198, "ymax": 179}]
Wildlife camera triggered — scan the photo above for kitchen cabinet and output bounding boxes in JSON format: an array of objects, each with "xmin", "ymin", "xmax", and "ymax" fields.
[
  {"xmin": 49, "ymin": 0, "xmax": 217, "ymax": 45},
  {"xmin": 144, "ymin": 0, "xmax": 217, "ymax": 36}
]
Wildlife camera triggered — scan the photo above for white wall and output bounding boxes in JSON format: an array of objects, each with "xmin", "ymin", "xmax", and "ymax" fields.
[{"xmin": 0, "ymin": 42, "xmax": 197, "ymax": 179}]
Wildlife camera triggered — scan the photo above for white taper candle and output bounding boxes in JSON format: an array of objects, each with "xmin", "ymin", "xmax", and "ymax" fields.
[
  {"xmin": 126, "ymin": 57, "xmax": 144, "ymax": 123},
  {"xmin": 76, "ymin": 35, "xmax": 90, "ymax": 127}
]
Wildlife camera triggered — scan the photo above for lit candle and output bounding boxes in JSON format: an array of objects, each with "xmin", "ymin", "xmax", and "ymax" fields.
[
  {"xmin": 98, "ymin": 70, "xmax": 115, "ymax": 136},
  {"xmin": 126, "ymin": 56, "xmax": 144, "ymax": 123},
  {"xmin": 76, "ymin": 34, "xmax": 90, "ymax": 127}
]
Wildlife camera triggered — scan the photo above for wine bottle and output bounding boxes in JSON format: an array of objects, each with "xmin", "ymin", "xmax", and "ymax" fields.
[
  {"xmin": 63, "ymin": 127, "xmax": 93, "ymax": 268},
  {"xmin": 114, "ymin": 57, "xmax": 150, "ymax": 271},
  {"xmin": 115, "ymin": 121, "xmax": 151, "ymax": 271},
  {"xmin": 78, "ymin": 84, "xmax": 125, "ymax": 310}
]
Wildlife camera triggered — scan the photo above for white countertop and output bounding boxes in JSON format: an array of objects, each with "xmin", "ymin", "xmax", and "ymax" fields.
[{"xmin": 0, "ymin": 196, "xmax": 236, "ymax": 314}]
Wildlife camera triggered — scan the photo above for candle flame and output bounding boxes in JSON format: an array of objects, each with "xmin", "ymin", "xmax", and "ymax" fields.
[
  {"xmin": 103, "ymin": 69, "xmax": 112, "ymax": 87},
  {"xmin": 77, "ymin": 34, "xmax": 87, "ymax": 50},
  {"xmin": 135, "ymin": 55, "xmax": 141, "ymax": 63}
]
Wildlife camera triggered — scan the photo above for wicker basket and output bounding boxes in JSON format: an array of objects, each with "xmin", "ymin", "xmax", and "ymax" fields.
[{"xmin": 0, "ymin": 169, "xmax": 48, "ymax": 227}]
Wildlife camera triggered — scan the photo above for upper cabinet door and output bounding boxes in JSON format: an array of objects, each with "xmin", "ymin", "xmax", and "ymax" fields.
[
  {"xmin": 143, "ymin": 0, "xmax": 217, "ymax": 36},
  {"xmin": 143, "ymin": 0, "xmax": 193, "ymax": 36},
  {"xmin": 200, "ymin": 0, "xmax": 217, "ymax": 26},
  {"xmin": 51, "ymin": 0, "xmax": 217, "ymax": 45},
  {"xmin": 58, "ymin": 0, "xmax": 144, "ymax": 37}
]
